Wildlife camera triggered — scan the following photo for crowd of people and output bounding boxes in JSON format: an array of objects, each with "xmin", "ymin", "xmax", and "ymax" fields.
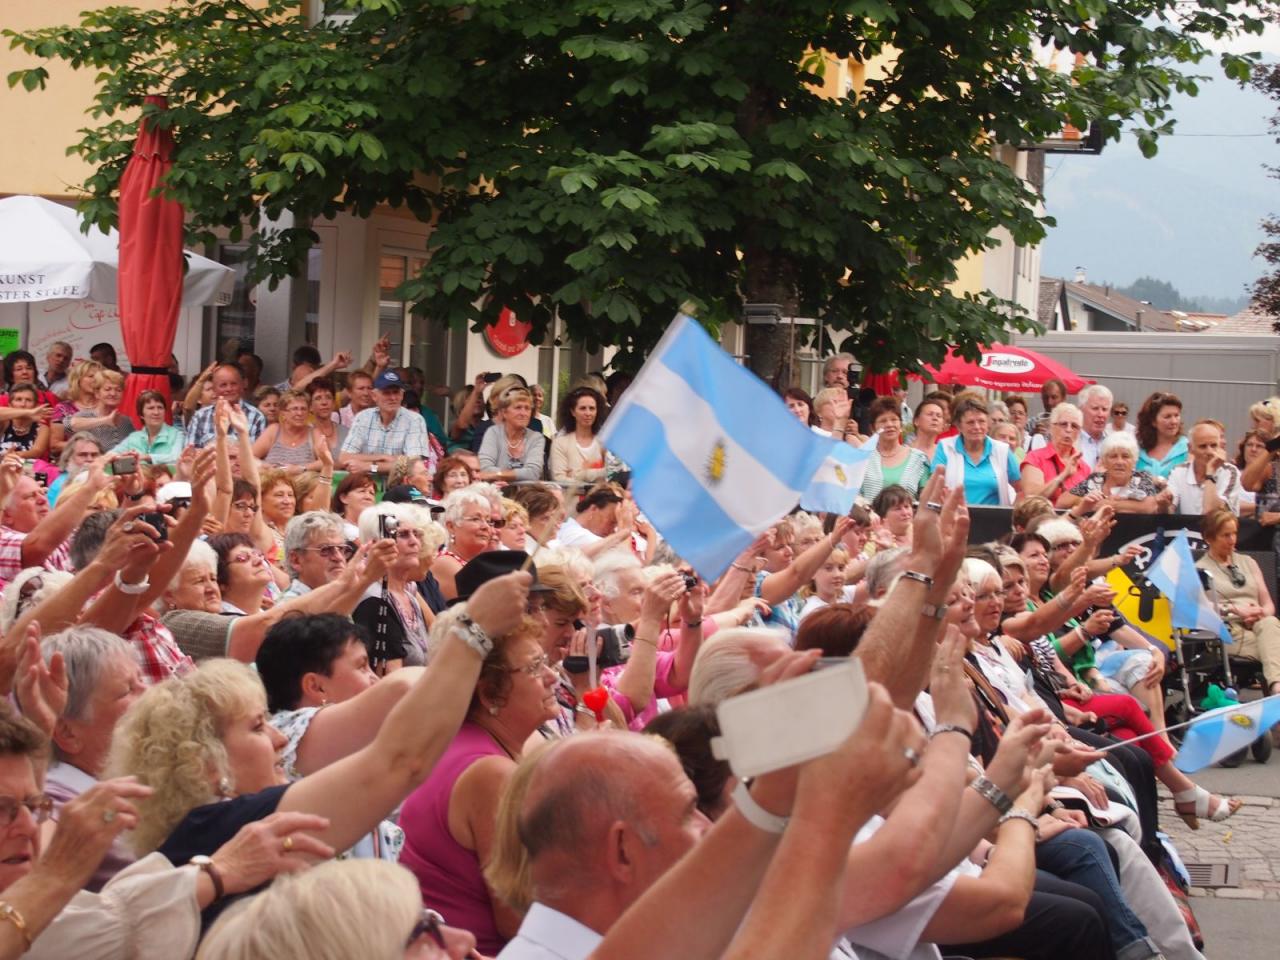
[{"xmin": 0, "ymin": 336, "xmax": 1275, "ymax": 960}]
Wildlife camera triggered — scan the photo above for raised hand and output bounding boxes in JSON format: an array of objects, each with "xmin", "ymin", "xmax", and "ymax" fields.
[
  {"xmin": 211, "ymin": 812, "xmax": 336, "ymax": 896},
  {"xmin": 14, "ymin": 622, "xmax": 66, "ymax": 738},
  {"xmin": 928, "ymin": 628, "xmax": 978, "ymax": 734},
  {"xmin": 466, "ymin": 571, "xmax": 533, "ymax": 640}
]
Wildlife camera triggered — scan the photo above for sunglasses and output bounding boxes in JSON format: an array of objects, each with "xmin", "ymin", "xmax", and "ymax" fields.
[
  {"xmin": 406, "ymin": 908, "xmax": 447, "ymax": 951},
  {"xmin": 303, "ymin": 543, "xmax": 357, "ymax": 560},
  {"xmin": 1227, "ymin": 563, "xmax": 1247, "ymax": 589}
]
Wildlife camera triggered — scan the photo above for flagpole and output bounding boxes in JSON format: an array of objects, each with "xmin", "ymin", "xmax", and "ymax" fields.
[{"xmin": 1090, "ymin": 693, "xmax": 1280, "ymax": 754}]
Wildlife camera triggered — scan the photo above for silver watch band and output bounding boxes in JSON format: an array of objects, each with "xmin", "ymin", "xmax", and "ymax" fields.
[
  {"xmin": 451, "ymin": 614, "xmax": 493, "ymax": 658},
  {"xmin": 969, "ymin": 775, "xmax": 1013, "ymax": 815}
]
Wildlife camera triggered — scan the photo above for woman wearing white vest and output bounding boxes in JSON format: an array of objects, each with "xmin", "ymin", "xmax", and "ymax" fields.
[{"xmin": 930, "ymin": 397, "xmax": 1023, "ymax": 506}]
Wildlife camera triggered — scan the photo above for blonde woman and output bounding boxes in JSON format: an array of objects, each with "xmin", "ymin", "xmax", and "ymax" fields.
[
  {"xmin": 478, "ymin": 387, "xmax": 546, "ymax": 483},
  {"xmin": 69, "ymin": 368, "xmax": 133, "ymax": 452},
  {"xmin": 50, "ymin": 359, "xmax": 103, "ymax": 458}
]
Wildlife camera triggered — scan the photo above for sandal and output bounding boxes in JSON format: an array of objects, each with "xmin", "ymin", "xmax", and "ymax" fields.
[{"xmin": 1173, "ymin": 786, "xmax": 1242, "ymax": 830}]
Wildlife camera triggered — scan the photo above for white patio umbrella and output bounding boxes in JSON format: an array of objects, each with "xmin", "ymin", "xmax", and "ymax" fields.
[{"xmin": 0, "ymin": 195, "xmax": 233, "ymax": 306}]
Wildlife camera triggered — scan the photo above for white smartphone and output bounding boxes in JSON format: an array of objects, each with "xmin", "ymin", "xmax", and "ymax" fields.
[{"xmin": 710, "ymin": 658, "xmax": 869, "ymax": 778}]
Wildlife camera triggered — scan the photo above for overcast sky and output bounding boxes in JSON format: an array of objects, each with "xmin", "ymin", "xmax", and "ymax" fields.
[{"xmin": 1040, "ymin": 27, "xmax": 1280, "ymax": 302}]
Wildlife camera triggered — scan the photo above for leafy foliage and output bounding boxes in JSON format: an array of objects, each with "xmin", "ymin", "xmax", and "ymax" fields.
[
  {"xmin": 7, "ymin": 0, "xmax": 1272, "ymax": 373},
  {"xmin": 1251, "ymin": 54, "xmax": 1280, "ymax": 331}
]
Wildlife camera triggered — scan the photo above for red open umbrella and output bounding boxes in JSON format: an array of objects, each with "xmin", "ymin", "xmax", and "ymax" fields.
[
  {"xmin": 117, "ymin": 95, "xmax": 184, "ymax": 426},
  {"xmin": 921, "ymin": 345, "xmax": 1094, "ymax": 394}
]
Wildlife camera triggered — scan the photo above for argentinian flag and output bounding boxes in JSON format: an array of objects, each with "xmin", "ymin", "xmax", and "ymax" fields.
[
  {"xmin": 1174, "ymin": 694, "xmax": 1280, "ymax": 772},
  {"xmin": 800, "ymin": 436, "xmax": 875, "ymax": 515},
  {"xmin": 600, "ymin": 314, "xmax": 836, "ymax": 580},
  {"xmin": 1144, "ymin": 530, "xmax": 1232, "ymax": 644}
]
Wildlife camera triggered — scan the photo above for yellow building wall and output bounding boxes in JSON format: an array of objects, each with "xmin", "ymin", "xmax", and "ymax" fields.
[{"xmin": 0, "ymin": 1, "xmax": 181, "ymax": 197}]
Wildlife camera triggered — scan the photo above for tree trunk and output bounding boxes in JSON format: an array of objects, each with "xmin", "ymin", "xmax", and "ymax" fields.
[{"xmin": 741, "ymin": 246, "xmax": 802, "ymax": 389}]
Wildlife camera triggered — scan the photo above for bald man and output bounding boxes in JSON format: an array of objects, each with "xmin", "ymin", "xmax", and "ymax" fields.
[{"xmin": 1167, "ymin": 420, "xmax": 1240, "ymax": 516}]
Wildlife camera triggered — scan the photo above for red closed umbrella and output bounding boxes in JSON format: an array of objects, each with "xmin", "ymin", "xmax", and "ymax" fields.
[
  {"xmin": 117, "ymin": 95, "xmax": 184, "ymax": 426},
  {"xmin": 922, "ymin": 345, "xmax": 1094, "ymax": 394}
]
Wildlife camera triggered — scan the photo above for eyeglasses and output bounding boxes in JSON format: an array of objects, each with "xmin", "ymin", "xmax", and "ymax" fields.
[
  {"xmin": 232, "ymin": 501, "xmax": 259, "ymax": 513},
  {"xmin": 507, "ymin": 653, "xmax": 552, "ymax": 678},
  {"xmin": 461, "ymin": 515, "xmax": 497, "ymax": 527},
  {"xmin": 394, "ymin": 528, "xmax": 423, "ymax": 542},
  {"xmin": 0, "ymin": 794, "xmax": 52, "ymax": 828},
  {"xmin": 229, "ymin": 551, "xmax": 265, "ymax": 566},
  {"xmin": 303, "ymin": 543, "xmax": 356, "ymax": 560},
  {"xmin": 406, "ymin": 908, "xmax": 448, "ymax": 951}
]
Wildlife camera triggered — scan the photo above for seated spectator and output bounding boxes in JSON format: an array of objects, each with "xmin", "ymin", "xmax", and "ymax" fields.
[
  {"xmin": 1004, "ymin": 393, "xmax": 1031, "ymax": 448},
  {"xmin": 351, "ymin": 503, "xmax": 432, "ymax": 669},
  {"xmin": 1136, "ymin": 390, "xmax": 1187, "ymax": 478},
  {"xmin": 306, "ymin": 377, "xmax": 347, "ymax": 455},
  {"xmin": 433, "ymin": 453, "xmax": 475, "ymax": 498},
  {"xmin": 1167, "ymin": 420, "xmax": 1241, "ymax": 515},
  {"xmin": 208, "ymin": 533, "xmax": 276, "ymax": 616},
  {"xmin": 549, "ymin": 386, "xmax": 608, "ymax": 488},
  {"xmin": 42, "ymin": 341, "xmax": 73, "ymax": 398},
  {"xmin": 555, "ymin": 482, "xmax": 635, "ymax": 558},
  {"xmin": 185, "ymin": 364, "xmax": 265, "ymax": 449},
  {"xmin": 198, "ymin": 859, "xmax": 477, "ymax": 960},
  {"xmin": 1058, "ymin": 432, "xmax": 1172, "ymax": 516},
  {"xmin": 507, "ymin": 483, "xmax": 564, "ymax": 552},
  {"xmin": 932, "ymin": 397, "xmax": 1021, "ymax": 505},
  {"xmin": 1, "ymin": 350, "xmax": 59, "ymax": 408},
  {"xmin": 49, "ymin": 360, "xmax": 102, "ymax": 459},
  {"xmin": 39, "ymin": 626, "xmax": 144, "ymax": 891},
  {"xmin": 250, "ymin": 385, "xmax": 280, "ymax": 426},
  {"xmin": 113, "ymin": 390, "xmax": 183, "ymax": 466},
  {"xmin": 529, "ymin": 382, "xmax": 555, "ymax": 438},
  {"xmin": 498, "ymin": 498, "xmax": 530, "ymax": 552},
  {"xmin": 1107, "ymin": 401, "xmax": 1135, "ymax": 436},
  {"xmin": 1197, "ymin": 508, "xmax": 1280, "ymax": 699},
  {"xmin": 332, "ymin": 471, "xmax": 376, "ymax": 541},
  {"xmin": 860, "ymin": 397, "xmax": 931, "ymax": 500},
  {"xmin": 397, "ymin": 612, "xmax": 557, "ymax": 955},
  {"xmin": 338, "ymin": 370, "xmax": 430, "ymax": 473},
  {"xmin": 870, "ymin": 484, "xmax": 914, "ymax": 550},
  {"xmin": 1020, "ymin": 402, "xmax": 1092, "ymax": 505},
  {"xmin": 68, "ymin": 370, "xmax": 133, "ymax": 452},
  {"xmin": 337, "ymin": 370, "xmax": 375, "ymax": 427},
  {"xmin": 813, "ymin": 386, "xmax": 856, "ymax": 441},
  {"xmin": 433, "ymin": 487, "xmax": 505, "ymax": 601},
  {"xmin": 109, "ymin": 571, "xmax": 528, "ymax": 932},
  {"xmin": 0, "ymin": 384, "xmax": 50, "ymax": 464},
  {"xmin": 281, "ymin": 511, "xmax": 353, "ymax": 599},
  {"xmin": 782, "ymin": 386, "xmax": 819, "ymax": 428},
  {"xmin": 478, "ymin": 387, "xmax": 547, "ymax": 484},
  {"xmin": 257, "ymin": 469, "xmax": 299, "ymax": 565},
  {"xmin": 798, "ymin": 547, "xmax": 850, "ymax": 621},
  {"xmin": 1250, "ymin": 396, "xmax": 1280, "ymax": 440},
  {"xmin": 251, "ymin": 390, "xmax": 320, "ymax": 473},
  {"xmin": 1235, "ymin": 429, "xmax": 1268, "ymax": 517},
  {"xmin": 236, "ymin": 351, "xmax": 263, "ymax": 394}
]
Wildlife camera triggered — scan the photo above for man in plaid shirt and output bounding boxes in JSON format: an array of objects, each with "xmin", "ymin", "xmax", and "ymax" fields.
[
  {"xmin": 0, "ymin": 457, "xmax": 118, "ymax": 588},
  {"xmin": 184, "ymin": 362, "xmax": 265, "ymax": 448},
  {"xmin": 339, "ymin": 369, "xmax": 430, "ymax": 473}
]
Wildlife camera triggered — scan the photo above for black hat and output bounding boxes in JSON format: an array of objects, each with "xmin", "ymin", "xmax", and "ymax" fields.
[{"xmin": 451, "ymin": 549, "xmax": 553, "ymax": 605}]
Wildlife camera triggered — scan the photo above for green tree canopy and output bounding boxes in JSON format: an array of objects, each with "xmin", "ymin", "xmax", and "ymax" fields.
[{"xmin": 7, "ymin": 0, "xmax": 1271, "ymax": 377}]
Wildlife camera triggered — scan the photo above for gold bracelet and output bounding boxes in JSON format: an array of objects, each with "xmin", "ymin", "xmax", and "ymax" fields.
[{"xmin": 0, "ymin": 901, "xmax": 32, "ymax": 950}]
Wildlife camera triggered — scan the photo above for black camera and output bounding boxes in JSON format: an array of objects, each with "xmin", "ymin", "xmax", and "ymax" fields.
[
  {"xmin": 137, "ymin": 511, "xmax": 168, "ymax": 543},
  {"xmin": 682, "ymin": 572, "xmax": 698, "ymax": 592},
  {"xmin": 596, "ymin": 623, "xmax": 635, "ymax": 668},
  {"xmin": 378, "ymin": 514, "xmax": 399, "ymax": 540}
]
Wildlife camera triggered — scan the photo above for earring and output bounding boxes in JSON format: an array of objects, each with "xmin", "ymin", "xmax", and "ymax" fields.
[
  {"xmin": 217, "ymin": 776, "xmax": 233, "ymax": 797},
  {"xmin": 488, "ymin": 705, "xmax": 499, "ymax": 716}
]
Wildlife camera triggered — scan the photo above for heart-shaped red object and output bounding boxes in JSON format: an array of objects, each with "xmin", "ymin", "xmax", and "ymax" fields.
[{"xmin": 582, "ymin": 687, "xmax": 609, "ymax": 721}]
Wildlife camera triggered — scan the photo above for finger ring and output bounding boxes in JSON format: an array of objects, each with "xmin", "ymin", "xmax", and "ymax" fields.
[
  {"xmin": 903, "ymin": 747, "xmax": 921, "ymax": 767},
  {"xmin": 282, "ymin": 836, "xmax": 294, "ymax": 853},
  {"xmin": 102, "ymin": 808, "xmax": 117, "ymax": 824},
  {"xmin": 924, "ymin": 502, "xmax": 944, "ymax": 513},
  {"xmin": 123, "ymin": 522, "xmax": 136, "ymax": 532}
]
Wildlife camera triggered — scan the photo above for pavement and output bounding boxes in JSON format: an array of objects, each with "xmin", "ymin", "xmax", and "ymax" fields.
[{"xmin": 1155, "ymin": 748, "xmax": 1280, "ymax": 959}]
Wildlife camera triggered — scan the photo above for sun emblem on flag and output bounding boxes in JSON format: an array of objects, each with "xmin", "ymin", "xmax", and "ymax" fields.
[
  {"xmin": 1229, "ymin": 713, "xmax": 1254, "ymax": 729},
  {"xmin": 833, "ymin": 464, "xmax": 848, "ymax": 485},
  {"xmin": 706, "ymin": 440, "xmax": 727, "ymax": 484}
]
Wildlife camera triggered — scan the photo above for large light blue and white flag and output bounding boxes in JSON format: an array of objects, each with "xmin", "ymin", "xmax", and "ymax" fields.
[
  {"xmin": 1144, "ymin": 530, "xmax": 1232, "ymax": 644},
  {"xmin": 800, "ymin": 435, "xmax": 875, "ymax": 515},
  {"xmin": 599, "ymin": 314, "xmax": 836, "ymax": 580},
  {"xmin": 1173, "ymin": 694, "xmax": 1280, "ymax": 772}
]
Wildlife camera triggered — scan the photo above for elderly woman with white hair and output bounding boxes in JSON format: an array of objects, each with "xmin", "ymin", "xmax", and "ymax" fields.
[
  {"xmin": 40, "ymin": 626, "xmax": 145, "ymax": 892},
  {"xmin": 433, "ymin": 486, "xmax": 501, "ymax": 601},
  {"xmin": 351, "ymin": 503, "xmax": 432, "ymax": 671},
  {"xmin": 198, "ymin": 858, "xmax": 476, "ymax": 960},
  {"xmin": 1058, "ymin": 431, "xmax": 1173, "ymax": 516},
  {"xmin": 1020, "ymin": 402, "xmax": 1092, "ymax": 505}
]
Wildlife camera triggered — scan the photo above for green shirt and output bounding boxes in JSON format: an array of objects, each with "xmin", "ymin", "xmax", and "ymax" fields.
[{"xmin": 112, "ymin": 425, "xmax": 185, "ymax": 465}]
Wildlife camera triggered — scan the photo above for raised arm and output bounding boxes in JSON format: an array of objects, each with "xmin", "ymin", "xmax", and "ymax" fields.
[
  {"xmin": 856, "ymin": 470, "xmax": 968, "ymax": 709},
  {"xmin": 275, "ymin": 572, "xmax": 530, "ymax": 855},
  {"xmin": 613, "ymin": 571, "xmax": 685, "ymax": 712},
  {"xmin": 757, "ymin": 516, "xmax": 854, "ymax": 605}
]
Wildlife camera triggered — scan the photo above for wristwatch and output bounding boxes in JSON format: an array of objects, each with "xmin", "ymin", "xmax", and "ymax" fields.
[
  {"xmin": 190, "ymin": 855, "xmax": 225, "ymax": 901},
  {"xmin": 969, "ymin": 775, "xmax": 1013, "ymax": 815},
  {"xmin": 451, "ymin": 613, "xmax": 494, "ymax": 658},
  {"xmin": 733, "ymin": 781, "xmax": 789, "ymax": 834}
]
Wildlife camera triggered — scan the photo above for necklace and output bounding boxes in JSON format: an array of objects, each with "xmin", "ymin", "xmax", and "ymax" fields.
[
  {"xmin": 506, "ymin": 431, "xmax": 525, "ymax": 457},
  {"xmin": 484, "ymin": 726, "xmax": 517, "ymax": 761}
]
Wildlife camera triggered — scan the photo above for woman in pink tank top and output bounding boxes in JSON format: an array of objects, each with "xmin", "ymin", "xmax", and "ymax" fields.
[{"xmin": 398, "ymin": 620, "xmax": 560, "ymax": 954}]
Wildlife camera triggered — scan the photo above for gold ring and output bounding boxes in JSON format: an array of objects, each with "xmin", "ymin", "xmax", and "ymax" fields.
[{"xmin": 282, "ymin": 836, "xmax": 294, "ymax": 853}]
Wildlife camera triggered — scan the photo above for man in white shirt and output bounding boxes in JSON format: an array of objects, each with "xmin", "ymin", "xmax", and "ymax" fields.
[
  {"xmin": 1168, "ymin": 420, "xmax": 1240, "ymax": 515},
  {"xmin": 1076, "ymin": 384, "xmax": 1113, "ymax": 469},
  {"xmin": 556, "ymin": 484, "xmax": 624, "ymax": 549}
]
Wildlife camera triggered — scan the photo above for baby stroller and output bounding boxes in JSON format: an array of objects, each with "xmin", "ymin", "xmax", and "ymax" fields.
[{"xmin": 1153, "ymin": 569, "xmax": 1273, "ymax": 766}]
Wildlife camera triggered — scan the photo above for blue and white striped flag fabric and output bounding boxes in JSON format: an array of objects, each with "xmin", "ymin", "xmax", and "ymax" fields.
[
  {"xmin": 598, "ymin": 314, "xmax": 836, "ymax": 580},
  {"xmin": 800, "ymin": 435, "xmax": 875, "ymax": 515},
  {"xmin": 1173, "ymin": 694, "xmax": 1280, "ymax": 772},
  {"xmin": 1144, "ymin": 530, "xmax": 1232, "ymax": 644}
]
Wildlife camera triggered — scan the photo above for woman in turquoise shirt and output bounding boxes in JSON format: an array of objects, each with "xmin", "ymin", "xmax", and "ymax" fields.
[
  {"xmin": 1135, "ymin": 391, "xmax": 1188, "ymax": 479},
  {"xmin": 113, "ymin": 389, "xmax": 185, "ymax": 465}
]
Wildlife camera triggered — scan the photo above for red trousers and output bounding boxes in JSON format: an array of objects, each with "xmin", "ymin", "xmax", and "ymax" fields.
[{"xmin": 1061, "ymin": 691, "xmax": 1175, "ymax": 767}]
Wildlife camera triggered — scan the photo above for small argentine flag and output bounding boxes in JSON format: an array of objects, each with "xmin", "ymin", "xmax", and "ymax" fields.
[
  {"xmin": 599, "ymin": 314, "xmax": 836, "ymax": 580},
  {"xmin": 1143, "ymin": 530, "xmax": 1232, "ymax": 644},
  {"xmin": 800, "ymin": 436, "xmax": 875, "ymax": 515},
  {"xmin": 1174, "ymin": 693, "xmax": 1280, "ymax": 772}
]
